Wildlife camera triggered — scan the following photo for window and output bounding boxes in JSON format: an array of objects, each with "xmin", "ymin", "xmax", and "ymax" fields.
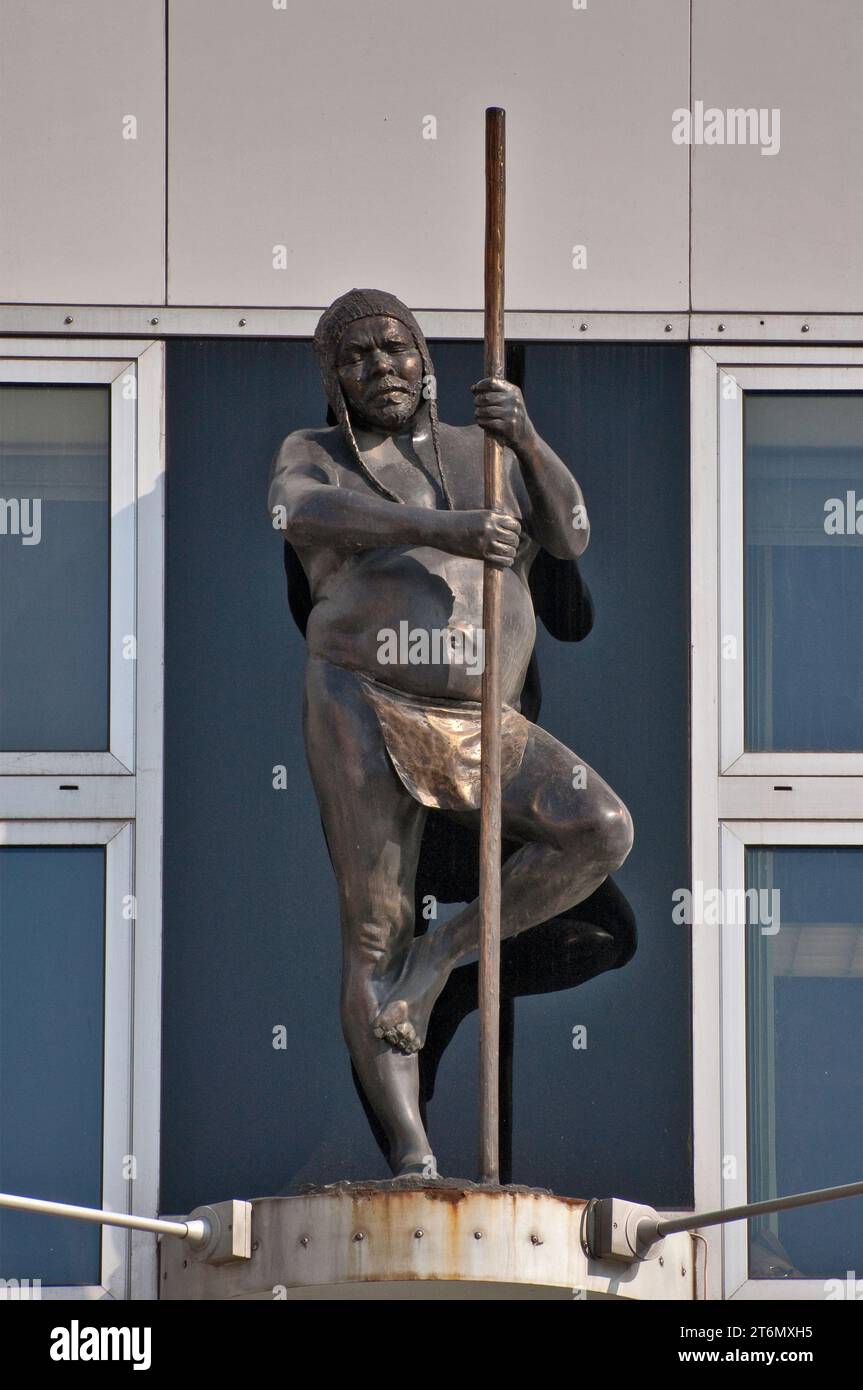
[
  {"xmin": 692, "ymin": 348, "xmax": 863, "ymax": 1300},
  {"xmin": 0, "ymin": 384, "xmax": 110, "ymax": 752},
  {"xmin": 718, "ymin": 363, "xmax": 863, "ymax": 775},
  {"xmin": 743, "ymin": 394, "xmax": 863, "ymax": 755},
  {"xmin": 0, "ymin": 358, "xmax": 137, "ymax": 773},
  {"xmin": 0, "ymin": 341, "xmax": 164, "ymax": 1299},
  {"xmin": 0, "ymin": 824, "xmax": 132, "ymax": 1296},
  {"xmin": 720, "ymin": 825, "xmax": 863, "ymax": 1295}
]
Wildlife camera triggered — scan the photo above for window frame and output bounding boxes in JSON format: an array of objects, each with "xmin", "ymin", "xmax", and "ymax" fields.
[
  {"xmin": 719, "ymin": 819, "xmax": 863, "ymax": 1301},
  {"xmin": 0, "ymin": 819, "xmax": 133, "ymax": 1300},
  {"xmin": 691, "ymin": 345, "xmax": 863, "ymax": 1302},
  {"xmin": 0, "ymin": 353, "xmax": 138, "ymax": 775},
  {"xmin": 718, "ymin": 361, "xmax": 863, "ymax": 776},
  {"xmin": 0, "ymin": 338, "xmax": 164, "ymax": 1300}
]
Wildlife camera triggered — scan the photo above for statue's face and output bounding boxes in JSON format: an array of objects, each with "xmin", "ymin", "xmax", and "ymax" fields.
[{"xmin": 336, "ymin": 315, "xmax": 424, "ymax": 431}]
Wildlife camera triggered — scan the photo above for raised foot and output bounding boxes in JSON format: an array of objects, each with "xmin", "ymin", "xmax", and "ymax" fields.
[
  {"xmin": 372, "ymin": 1000, "xmax": 424, "ymax": 1054},
  {"xmin": 372, "ymin": 939, "xmax": 451, "ymax": 1054}
]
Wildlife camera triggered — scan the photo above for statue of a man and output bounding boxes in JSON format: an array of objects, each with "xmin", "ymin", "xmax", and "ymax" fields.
[{"xmin": 269, "ymin": 288, "xmax": 634, "ymax": 1177}]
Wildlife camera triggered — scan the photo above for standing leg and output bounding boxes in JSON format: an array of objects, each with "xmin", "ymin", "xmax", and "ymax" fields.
[{"xmin": 303, "ymin": 657, "xmax": 433, "ymax": 1175}]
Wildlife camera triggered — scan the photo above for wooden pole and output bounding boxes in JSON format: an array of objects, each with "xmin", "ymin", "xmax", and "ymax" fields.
[{"xmin": 479, "ymin": 105, "xmax": 505, "ymax": 1184}]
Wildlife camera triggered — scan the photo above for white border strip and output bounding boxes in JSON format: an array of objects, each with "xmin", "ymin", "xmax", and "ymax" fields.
[
  {"xmin": 690, "ymin": 346, "xmax": 724, "ymax": 1299},
  {"xmin": 129, "ymin": 340, "xmax": 165, "ymax": 1300},
  {"xmin": 0, "ymin": 307, "xmax": 688, "ymax": 341},
  {"xmin": 6, "ymin": 306, "xmax": 863, "ymax": 343}
]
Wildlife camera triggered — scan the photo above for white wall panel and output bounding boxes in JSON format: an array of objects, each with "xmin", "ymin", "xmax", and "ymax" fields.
[
  {"xmin": 0, "ymin": 0, "xmax": 166, "ymax": 304},
  {"xmin": 692, "ymin": 0, "xmax": 863, "ymax": 311},
  {"xmin": 168, "ymin": 0, "xmax": 689, "ymax": 311}
]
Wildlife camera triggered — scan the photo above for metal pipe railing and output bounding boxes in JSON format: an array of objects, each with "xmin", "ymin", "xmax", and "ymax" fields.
[
  {"xmin": 638, "ymin": 1177, "xmax": 863, "ymax": 1247},
  {"xmin": 0, "ymin": 1190, "xmax": 209, "ymax": 1247}
]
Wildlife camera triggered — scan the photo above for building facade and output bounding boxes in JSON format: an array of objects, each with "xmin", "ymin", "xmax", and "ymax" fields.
[{"xmin": 1, "ymin": 0, "xmax": 861, "ymax": 1300}]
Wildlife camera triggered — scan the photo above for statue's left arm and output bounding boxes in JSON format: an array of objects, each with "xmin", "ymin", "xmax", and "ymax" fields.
[{"xmin": 472, "ymin": 377, "xmax": 588, "ymax": 560}]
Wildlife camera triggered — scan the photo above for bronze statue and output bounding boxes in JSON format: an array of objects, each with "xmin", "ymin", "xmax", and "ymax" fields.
[{"xmin": 269, "ymin": 288, "xmax": 634, "ymax": 1178}]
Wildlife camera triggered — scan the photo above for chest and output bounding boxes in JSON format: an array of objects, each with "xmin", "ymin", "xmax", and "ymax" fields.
[{"xmin": 337, "ymin": 433, "xmax": 524, "ymax": 517}]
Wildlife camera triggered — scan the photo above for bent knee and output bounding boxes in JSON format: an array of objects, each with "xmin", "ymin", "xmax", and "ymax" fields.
[
  {"xmin": 559, "ymin": 798, "xmax": 633, "ymax": 871},
  {"xmin": 602, "ymin": 800, "xmax": 634, "ymax": 870}
]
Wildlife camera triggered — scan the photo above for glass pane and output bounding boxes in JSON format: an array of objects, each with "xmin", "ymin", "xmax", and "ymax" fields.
[
  {"xmin": 0, "ymin": 385, "xmax": 110, "ymax": 751},
  {"xmin": 0, "ymin": 845, "xmax": 105, "ymax": 1286},
  {"xmin": 746, "ymin": 846, "xmax": 863, "ymax": 1278},
  {"xmin": 744, "ymin": 392, "xmax": 863, "ymax": 751}
]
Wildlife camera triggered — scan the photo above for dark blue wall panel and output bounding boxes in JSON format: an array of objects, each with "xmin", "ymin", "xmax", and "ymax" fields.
[{"xmin": 161, "ymin": 339, "xmax": 691, "ymax": 1211}]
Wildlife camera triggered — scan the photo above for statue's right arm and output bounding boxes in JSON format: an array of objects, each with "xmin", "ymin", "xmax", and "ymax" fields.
[
  {"xmin": 268, "ymin": 432, "xmax": 520, "ymax": 565},
  {"xmin": 268, "ymin": 434, "xmax": 445, "ymax": 551}
]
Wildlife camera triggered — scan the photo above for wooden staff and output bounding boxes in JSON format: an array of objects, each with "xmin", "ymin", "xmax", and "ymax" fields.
[{"xmin": 478, "ymin": 105, "xmax": 505, "ymax": 1184}]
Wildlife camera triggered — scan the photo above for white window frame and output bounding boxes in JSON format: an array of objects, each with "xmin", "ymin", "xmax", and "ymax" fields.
[
  {"xmin": 720, "ymin": 820, "xmax": 863, "ymax": 1301},
  {"xmin": 0, "ymin": 353, "xmax": 138, "ymax": 776},
  {"xmin": 0, "ymin": 339, "xmax": 164, "ymax": 1299},
  {"xmin": 692, "ymin": 346, "xmax": 863, "ymax": 1302},
  {"xmin": 718, "ymin": 360, "xmax": 863, "ymax": 776},
  {"xmin": 0, "ymin": 820, "xmax": 133, "ymax": 1300}
]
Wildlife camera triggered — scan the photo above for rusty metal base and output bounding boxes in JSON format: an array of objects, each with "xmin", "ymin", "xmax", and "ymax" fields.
[{"xmin": 160, "ymin": 1183, "xmax": 697, "ymax": 1300}]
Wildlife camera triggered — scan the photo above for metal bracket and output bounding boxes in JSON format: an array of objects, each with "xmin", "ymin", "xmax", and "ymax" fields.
[
  {"xmin": 582, "ymin": 1198, "xmax": 664, "ymax": 1263},
  {"xmin": 186, "ymin": 1200, "xmax": 253, "ymax": 1264}
]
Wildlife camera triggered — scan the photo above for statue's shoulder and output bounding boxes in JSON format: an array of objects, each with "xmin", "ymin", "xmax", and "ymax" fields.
[
  {"xmin": 270, "ymin": 426, "xmax": 347, "ymax": 484},
  {"xmin": 277, "ymin": 425, "xmax": 344, "ymax": 462}
]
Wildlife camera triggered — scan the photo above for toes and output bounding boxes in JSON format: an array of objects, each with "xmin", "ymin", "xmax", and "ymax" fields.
[{"xmin": 372, "ymin": 1009, "xmax": 424, "ymax": 1054}]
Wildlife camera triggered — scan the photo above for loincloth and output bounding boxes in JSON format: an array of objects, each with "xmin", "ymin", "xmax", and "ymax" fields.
[{"xmin": 358, "ymin": 673, "xmax": 530, "ymax": 812}]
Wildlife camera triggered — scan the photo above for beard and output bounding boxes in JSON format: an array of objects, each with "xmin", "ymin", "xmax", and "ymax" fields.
[{"xmin": 356, "ymin": 377, "xmax": 422, "ymax": 431}]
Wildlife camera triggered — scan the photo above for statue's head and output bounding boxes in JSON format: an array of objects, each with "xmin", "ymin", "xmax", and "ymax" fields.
[{"xmin": 313, "ymin": 288, "xmax": 448, "ymax": 504}]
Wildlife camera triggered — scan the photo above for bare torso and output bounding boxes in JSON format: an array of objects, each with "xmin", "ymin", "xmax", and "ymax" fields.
[{"xmin": 293, "ymin": 421, "xmax": 538, "ymax": 703}]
